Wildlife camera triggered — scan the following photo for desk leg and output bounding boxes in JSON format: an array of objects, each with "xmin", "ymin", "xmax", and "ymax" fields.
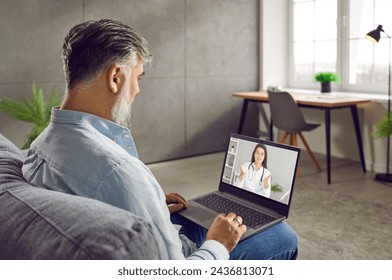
[
  {"xmin": 238, "ymin": 99, "xmax": 249, "ymax": 134},
  {"xmin": 350, "ymin": 105, "xmax": 367, "ymax": 173},
  {"xmin": 256, "ymin": 103, "xmax": 273, "ymax": 139},
  {"xmin": 325, "ymin": 108, "xmax": 331, "ymax": 184}
]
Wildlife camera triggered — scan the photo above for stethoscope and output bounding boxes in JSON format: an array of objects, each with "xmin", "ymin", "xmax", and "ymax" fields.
[{"xmin": 247, "ymin": 163, "xmax": 265, "ymax": 182}]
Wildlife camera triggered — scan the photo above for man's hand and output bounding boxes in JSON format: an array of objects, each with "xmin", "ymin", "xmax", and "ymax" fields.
[
  {"xmin": 206, "ymin": 212, "xmax": 247, "ymax": 253},
  {"xmin": 165, "ymin": 193, "xmax": 188, "ymax": 214}
]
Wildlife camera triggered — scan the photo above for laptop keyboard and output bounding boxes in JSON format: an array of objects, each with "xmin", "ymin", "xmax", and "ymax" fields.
[{"xmin": 194, "ymin": 193, "xmax": 275, "ymax": 229}]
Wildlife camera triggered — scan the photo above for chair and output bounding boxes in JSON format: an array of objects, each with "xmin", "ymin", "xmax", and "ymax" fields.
[{"xmin": 267, "ymin": 90, "xmax": 321, "ymax": 172}]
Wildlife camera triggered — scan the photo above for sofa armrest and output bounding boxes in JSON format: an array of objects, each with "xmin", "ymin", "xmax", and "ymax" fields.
[
  {"xmin": 0, "ymin": 133, "xmax": 163, "ymax": 259},
  {"xmin": 0, "ymin": 182, "xmax": 163, "ymax": 259}
]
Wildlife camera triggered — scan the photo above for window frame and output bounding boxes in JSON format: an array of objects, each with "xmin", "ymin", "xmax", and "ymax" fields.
[{"xmin": 288, "ymin": 0, "xmax": 389, "ymax": 94}]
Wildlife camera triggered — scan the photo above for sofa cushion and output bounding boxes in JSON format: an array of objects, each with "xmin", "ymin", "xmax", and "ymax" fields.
[
  {"xmin": 0, "ymin": 134, "xmax": 25, "ymax": 186},
  {"xmin": 0, "ymin": 134, "xmax": 163, "ymax": 259},
  {"xmin": 0, "ymin": 183, "xmax": 162, "ymax": 259}
]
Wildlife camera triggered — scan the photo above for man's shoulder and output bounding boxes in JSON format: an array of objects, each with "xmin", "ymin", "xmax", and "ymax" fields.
[
  {"xmin": 23, "ymin": 125, "xmax": 149, "ymax": 197},
  {"xmin": 27, "ymin": 123, "xmax": 142, "ymax": 181}
]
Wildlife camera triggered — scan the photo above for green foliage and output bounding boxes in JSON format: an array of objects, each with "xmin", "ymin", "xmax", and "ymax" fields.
[
  {"xmin": 271, "ymin": 184, "xmax": 283, "ymax": 193},
  {"xmin": 373, "ymin": 112, "xmax": 392, "ymax": 138},
  {"xmin": 0, "ymin": 83, "xmax": 61, "ymax": 149},
  {"xmin": 314, "ymin": 72, "xmax": 340, "ymax": 83}
]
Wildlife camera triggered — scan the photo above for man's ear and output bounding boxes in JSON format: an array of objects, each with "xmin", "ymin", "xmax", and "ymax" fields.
[{"xmin": 108, "ymin": 64, "xmax": 123, "ymax": 94}]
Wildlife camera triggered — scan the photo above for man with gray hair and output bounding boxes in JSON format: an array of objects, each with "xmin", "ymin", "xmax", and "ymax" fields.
[{"xmin": 23, "ymin": 19, "xmax": 298, "ymax": 260}]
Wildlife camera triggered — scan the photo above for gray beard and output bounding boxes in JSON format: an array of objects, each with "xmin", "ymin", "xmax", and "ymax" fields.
[{"xmin": 111, "ymin": 89, "xmax": 133, "ymax": 130}]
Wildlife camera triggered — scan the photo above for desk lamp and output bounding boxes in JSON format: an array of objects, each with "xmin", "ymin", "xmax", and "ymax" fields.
[{"xmin": 366, "ymin": 25, "xmax": 392, "ymax": 183}]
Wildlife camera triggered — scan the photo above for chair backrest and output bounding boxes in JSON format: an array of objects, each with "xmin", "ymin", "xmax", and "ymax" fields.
[{"xmin": 267, "ymin": 90, "xmax": 308, "ymax": 132}]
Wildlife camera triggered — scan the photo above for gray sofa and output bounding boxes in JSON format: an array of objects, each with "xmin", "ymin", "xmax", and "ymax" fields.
[{"xmin": 0, "ymin": 133, "xmax": 163, "ymax": 259}]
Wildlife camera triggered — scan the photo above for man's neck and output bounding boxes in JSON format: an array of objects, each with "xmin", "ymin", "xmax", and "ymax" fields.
[{"xmin": 61, "ymin": 81, "xmax": 114, "ymax": 121}]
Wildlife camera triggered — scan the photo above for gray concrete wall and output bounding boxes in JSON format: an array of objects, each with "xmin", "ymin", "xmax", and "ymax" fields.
[{"xmin": 0, "ymin": 0, "xmax": 259, "ymax": 163}]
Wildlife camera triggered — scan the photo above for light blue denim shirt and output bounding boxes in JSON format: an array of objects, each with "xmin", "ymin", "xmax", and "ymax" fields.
[{"xmin": 22, "ymin": 108, "xmax": 228, "ymax": 260}]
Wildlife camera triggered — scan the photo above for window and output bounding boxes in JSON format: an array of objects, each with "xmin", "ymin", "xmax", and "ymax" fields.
[
  {"xmin": 348, "ymin": 0, "xmax": 392, "ymax": 89},
  {"xmin": 291, "ymin": 0, "xmax": 337, "ymax": 85},
  {"xmin": 290, "ymin": 0, "xmax": 392, "ymax": 93}
]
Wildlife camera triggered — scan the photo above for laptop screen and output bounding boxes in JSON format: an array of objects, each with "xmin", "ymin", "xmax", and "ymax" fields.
[{"xmin": 221, "ymin": 135, "xmax": 299, "ymax": 205}]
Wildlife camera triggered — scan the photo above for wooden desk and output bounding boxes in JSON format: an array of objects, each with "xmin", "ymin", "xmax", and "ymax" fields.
[{"xmin": 233, "ymin": 91, "xmax": 372, "ymax": 184}]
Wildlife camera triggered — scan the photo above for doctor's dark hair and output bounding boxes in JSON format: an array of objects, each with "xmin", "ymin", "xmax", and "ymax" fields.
[
  {"xmin": 61, "ymin": 18, "xmax": 152, "ymax": 90},
  {"xmin": 251, "ymin": 143, "xmax": 268, "ymax": 168}
]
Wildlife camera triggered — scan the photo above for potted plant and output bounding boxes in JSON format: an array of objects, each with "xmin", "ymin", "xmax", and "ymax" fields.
[
  {"xmin": 314, "ymin": 72, "xmax": 340, "ymax": 93},
  {"xmin": 271, "ymin": 183, "xmax": 283, "ymax": 193},
  {"xmin": 0, "ymin": 83, "xmax": 60, "ymax": 149},
  {"xmin": 374, "ymin": 113, "xmax": 392, "ymax": 138},
  {"xmin": 372, "ymin": 111, "xmax": 392, "ymax": 181}
]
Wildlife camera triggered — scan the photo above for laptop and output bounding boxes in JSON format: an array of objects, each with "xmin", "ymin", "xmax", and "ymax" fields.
[{"xmin": 178, "ymin": 133, "xmax": 300, "ymax": 240}]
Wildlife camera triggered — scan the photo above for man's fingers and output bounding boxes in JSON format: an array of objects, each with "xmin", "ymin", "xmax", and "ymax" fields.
[
  {"xmin": 233, "ymin": 216, "xmax": 243, "ymax": 226},
  {"xmin": 174, "ymin": 193, "xmax": 187, "ymax": 203},
  {"xmin": 166, "ymin": 193, "xmax": 188, "ymax": 214},
  {"xmin": 166, "ymin": 193, "xmax": 188, "ymax": 207},
  {"xmin": 225, "ymin": 212, "xmax": 237, "ymax": 219},
  {"xmin": 168, "ymin": 204, "xmax": 184, "ymax": 214},
  {"xmin": 207, "ymin": 212, "xmax": 247, "ymax": 253},
  {"xmin": 239, "ymin": 224, "xmax": 247, "ymax": 233}
]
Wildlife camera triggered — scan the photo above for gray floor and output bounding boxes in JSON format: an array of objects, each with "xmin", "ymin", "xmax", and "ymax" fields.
[{"xmin": 148, "ymin": 150, "xmax": 392, "ymax": 260}]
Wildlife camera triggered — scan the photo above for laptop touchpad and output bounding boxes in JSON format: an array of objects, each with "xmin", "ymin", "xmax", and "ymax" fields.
[{"xmin": 187, "ymin": 207, "xmax": 216, "ymax": 222}]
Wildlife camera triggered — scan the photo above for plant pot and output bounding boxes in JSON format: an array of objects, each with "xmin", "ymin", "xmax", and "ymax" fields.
[{"xmin": 321, "ymin": 82, "xmax": 331, "ymax": 93}]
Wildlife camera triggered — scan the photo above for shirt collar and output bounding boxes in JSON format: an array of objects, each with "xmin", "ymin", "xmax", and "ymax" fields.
[{"xmin": 50, "ymin": 107, "xmax": 138, "ymax": 158}]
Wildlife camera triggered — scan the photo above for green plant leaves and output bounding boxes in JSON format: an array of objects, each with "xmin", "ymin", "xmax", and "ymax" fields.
[
  {"xmin": 0, "ymin": 83, "xmax": 61, "ymax": 148},
  {"xmin": 271, "ymin": 184, "xmax": 283, "ymax": 193},
  {"xmin": 374, "ymin": 112, "xmax": 392, "ymax": 138},
  {"xmin": 32, "ymin": 83, "xmax": 45, "ymax": 125},
  {"xmin": 314, "ymin": 72, "xmax": 340, "ymax": 83}
]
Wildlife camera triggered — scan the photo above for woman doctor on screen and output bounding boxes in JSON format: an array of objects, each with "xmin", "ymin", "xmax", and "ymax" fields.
[{"xmin": 236, "ymin": 144, "xmax": 271, "ymax": 198}]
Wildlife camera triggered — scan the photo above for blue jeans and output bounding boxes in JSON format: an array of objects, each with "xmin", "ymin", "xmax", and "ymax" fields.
[{"xmin": 172, "ymin": 214, "xmax": 298, "ymax": 260}]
